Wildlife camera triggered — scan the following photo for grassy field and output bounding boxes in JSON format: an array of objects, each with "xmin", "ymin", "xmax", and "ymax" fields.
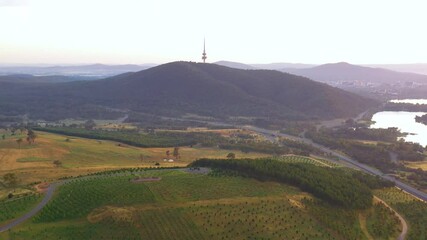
[
  {"xmin": 0, "ymin": 130, "xmax": 267, "ymax": 187},
  {"xmin": 0, "ymin": 167, "xmax": 404, "ymax": 240},
  {"xmin": 0, "ymin": 194, "xmax": 42, "ymax": 224},
  {"xmin": 405, "ymin": 161, "xmax": 427, "ymax": 171}
]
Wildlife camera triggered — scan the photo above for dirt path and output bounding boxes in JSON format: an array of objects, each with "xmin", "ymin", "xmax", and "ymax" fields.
[
  {"xmin": 358, "ymin": 212, "xmax": 374, "ymax": 240},
  {"xmin": 374, "ymin": 196, "xmax": 408, "ymax": 240}
]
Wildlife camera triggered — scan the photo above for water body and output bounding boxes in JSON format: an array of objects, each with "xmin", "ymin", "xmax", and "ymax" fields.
[
  {"xmin": 390, "ymin": 99, "xmax": 427, "ymax": 105},
  {"xmin": 371, "ymin": 99, "xmax": 427, "ymax": 146}
]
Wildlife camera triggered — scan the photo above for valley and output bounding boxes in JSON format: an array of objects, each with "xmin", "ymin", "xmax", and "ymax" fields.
[
  {"xmin": 0, "ymin": 62, "xmax": 427, "ymax": 240},
  {"xmin": 2, "ymin": 1, "xmax": 427, "ymax": 239}
]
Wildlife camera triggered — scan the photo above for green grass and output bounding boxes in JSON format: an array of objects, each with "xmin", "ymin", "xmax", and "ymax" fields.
[
  {"xmin": 0, "ymin": 194, "xmax": 42, "ymax": 224},
  {"xmin": 374, "ymin": 187, "xmax": 427, "ymax": 240},
  {"xmin": 276, "ymin": 155, "xmax": 340, "ymax": 167},
  {"xmin": 304, "ymin": 199, "xmax": 366, "ymax": 239},
  {"xmin": 366, "ymin": 202, "xmax": 401, "ymax": 240},
  {"xmin": 0, "ymin": 169, "xmax": 403, "ymax": 240},
  {"xmin": 145, "ymin": 170, "xmax": 297, "ymax": 203},
  {"xmin": 33, "ymin": 175, "xmax": 157, "ymax": 222},
  {"xmin": 187, "ymin": 198, "xmax": 331, "ymax": 239}
]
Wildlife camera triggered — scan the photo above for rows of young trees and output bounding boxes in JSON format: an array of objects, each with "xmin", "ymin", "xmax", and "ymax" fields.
[
  {"xmin": 33, "ymin": 127, "xmax": 210, "ymax": 147},
  {"xmin": 190, "ymin": 158, "xmax": 391, "ymax": 209},
  {"xmin": 35, "ymin": 126, "xmax": 308, "ymax": 156},
  {"xmin": 218, "ymin": 141, "xmax": 288, "ymax": 155},
  {"xmin": 375, "ymin": 188, "xmax": 427, "ymax": 239}
]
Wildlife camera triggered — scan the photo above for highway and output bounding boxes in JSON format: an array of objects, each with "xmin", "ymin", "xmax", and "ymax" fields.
[
  {"xmin": 1, "ymin": 118, "xmax": 424, "ymax": 237},
  {"xmin": 165, "ymin": 116, "xmax": 427, "ymax": 202},
  {"xmin": 242, "ymin": 125, "xmax": 427, "ymax": 202}
]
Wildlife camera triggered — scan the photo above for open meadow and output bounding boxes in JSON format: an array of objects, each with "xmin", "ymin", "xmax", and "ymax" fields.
[{"xmin": 0, "ymin": 130, "xmax": 267, "ymax": 198}]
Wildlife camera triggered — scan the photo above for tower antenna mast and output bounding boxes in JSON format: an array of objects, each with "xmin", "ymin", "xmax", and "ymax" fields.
[{"xmin": 202, "ymin": 38, "xmax": 207, "ymax": 63}]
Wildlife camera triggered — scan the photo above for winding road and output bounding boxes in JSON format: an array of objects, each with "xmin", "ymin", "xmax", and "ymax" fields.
[
  {"xmin": 373, "ymin": 196, "xmax": 408, "ymax": 240},
  {"xmin": 0, "ymin": 182, "xmax": 61, "ymax": 233},
  {"xmin": 1, "ymin": 119, "xmax": 424, "ymax": 238}
]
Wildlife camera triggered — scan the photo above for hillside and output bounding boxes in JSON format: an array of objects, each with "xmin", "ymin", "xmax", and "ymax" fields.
[
  {"xmin": 252, "ymin": 62, "xmax": 316, "ymax": 70},
  {"xmin": 0, "ymin": 159, "xmax": 402, "ymax": 240},
  {"xmin": 366, "ymin": 63, "xmax": 427, "ymax": 75},
  {"xmin": 214, "ymin": 61, "xmax": 257, "ymax": 70},
  {"xmin": 214, "ymin": 61, "xmax": 316, "ymax": 70},
  {"xmin": 0, "ymin": 62, "xmax": 377, "ymax": 120},
  {"xmin": 283, "ymin": 62, "xmax": 427, "ymax": 84}
]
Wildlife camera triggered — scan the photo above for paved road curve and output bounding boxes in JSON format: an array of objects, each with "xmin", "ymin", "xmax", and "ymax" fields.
[{"xmin": 0, "ymin": 182, "xmax": 61, "ymax": 233}]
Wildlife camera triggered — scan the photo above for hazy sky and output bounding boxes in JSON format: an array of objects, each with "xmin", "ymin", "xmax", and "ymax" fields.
[{"xmin": 1, "ymin": 0, "xmax": 427, "ymax": 65}]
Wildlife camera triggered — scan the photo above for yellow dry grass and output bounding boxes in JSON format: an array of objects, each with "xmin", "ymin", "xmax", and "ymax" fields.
[
  {"xmin": 0, "ymin": 131, "xmax": 268, "ymax": 184},
  {"xmin": 405, "ymin": 161, "xmax": 427, "ymax": 171}
]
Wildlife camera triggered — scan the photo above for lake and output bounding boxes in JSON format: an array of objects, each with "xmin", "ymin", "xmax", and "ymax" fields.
[
  {"xmin": 371, "ymin": 99, "xmax": 427, "ymax": 146},
  {"xmin": 390, "ymin": 99, "xmax": 427, "ymax": 105}
]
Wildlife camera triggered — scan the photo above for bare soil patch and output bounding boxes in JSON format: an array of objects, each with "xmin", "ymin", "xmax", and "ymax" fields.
[{"xmin": 35, "ymin": 182, "xmax": 50, "ymax": 193}]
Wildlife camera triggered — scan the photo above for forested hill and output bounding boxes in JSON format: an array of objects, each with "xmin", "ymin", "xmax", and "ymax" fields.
[
  {"xmin": 283, "ymin": 62, "xmax": 427, "ymax": 84},
  {"xmin": 0, "ymin": 62, "xmax": 377, "ymax": 120}
]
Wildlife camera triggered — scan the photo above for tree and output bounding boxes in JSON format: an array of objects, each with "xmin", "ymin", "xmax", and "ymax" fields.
[
  {"xmin": 27, "ymin": 129, "xmax": 37, "ymax": 144},
  {"xmin": 1, "ymin": 135, "xmax": 5, "ymax": 140},
  {"xmin": 16, "ymin": 138, "xmax": 23, "ymax": 149},
  {"xmin": 53, "ymin": 160, "xmax": 62, "ymax": 167},
  {"xmin": 166, "ymin": 150, "xmax": 170, "ymax": 158},
  {"xmin": 173, "ymin": 147, "xmax": 180, "ymax": 160},
  {"xmin": 3, "ymin": 173, "xmax": 19, "ymax": 188},
  {"xmin": 227, "ymin": 152, "xmax": 236, "ymax": 159},
  {"xmin": 345, "ymin": 118, "xmax": 355, "ymax": 126},
  {"xmin": 84, "ymin": 119, "xmax": 96, "ymax": 130}
]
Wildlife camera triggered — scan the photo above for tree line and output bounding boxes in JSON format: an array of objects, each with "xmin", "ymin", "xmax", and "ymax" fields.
[{"xmin": 190, "ymin": 158, "xmax": 392, "ymax": 209}]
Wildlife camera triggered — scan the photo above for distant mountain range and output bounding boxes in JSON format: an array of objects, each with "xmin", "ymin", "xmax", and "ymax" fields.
[
  {"xmin": 282, "ymin": 62, "xmax": 427, "ymax": 84},
  {"xmin": 215, "ymin": 61, "xmax": 427, "ymax": 84},
  {"xmin": 364, "ymin": 64, "xmax": 427, "ymax": 75},
  {"xmin": 3, "ymin": 61, "xmax": 427, "ymax": 85},
  {"xmin": 0, "ymin": 62, "xmax": 376, "ymax": 121},
  {"xmin": 0, "ymin": 64, "xmax": 156, "ymax": 78},
  {"xmin": 0, "ymin": 74, "xmax": 98, "ymax": 83},
  {"xmin": 214, "ymin": 61, "xmax": 316, "ymax": 70}
]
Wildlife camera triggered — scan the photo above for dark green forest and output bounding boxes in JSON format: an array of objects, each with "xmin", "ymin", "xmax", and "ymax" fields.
[
  {"xmin": 190, "ymin": 158, "xmax": 393, "ymax": 209},
  {"xmin": 0, "ymin": 62, "xmax": 376, "ymax": 121}
]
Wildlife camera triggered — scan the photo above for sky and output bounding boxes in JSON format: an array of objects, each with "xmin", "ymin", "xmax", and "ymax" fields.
[{"xmin": 1, "ymin": 0, "xmax": 427, "ymax": 65}]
